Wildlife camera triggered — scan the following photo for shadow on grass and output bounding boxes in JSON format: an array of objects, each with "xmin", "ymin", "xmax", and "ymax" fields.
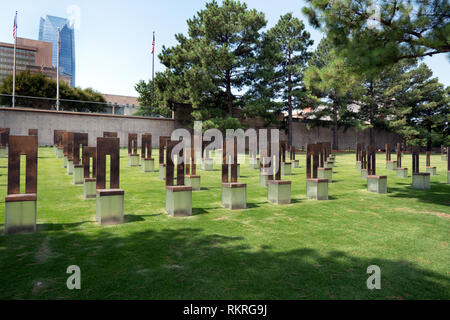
[
  {"xmin": 1, "ymin": 227, "xmax": 448, "ymax": 299},
  {"xmin": 387, "ymin": 183, "xmax": 450, "ymax": 207},
  {"xmin": 192, "ymin": 208, "xmax": 211, "ymax": 216},
  {"xmin": 37, "ymin": 221, "xmax": 92, "ymax": 231},
  {"xmin": 124, "ymin": 214, "xmax": 160, "ymax": 223},
  {"xmin": 247, "ymin": 202, "xmax": 261, "ymax": 209}
]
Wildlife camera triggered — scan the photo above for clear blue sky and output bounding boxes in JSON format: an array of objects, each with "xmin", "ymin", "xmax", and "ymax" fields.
[{"xmin": 0, "ymin": 0, "xmax": 448, "ymax": 97}]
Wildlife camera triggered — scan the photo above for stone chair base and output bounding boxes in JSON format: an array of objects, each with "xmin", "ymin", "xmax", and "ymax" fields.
[
  {"xmin": 4, "ymin": 194, "xmax": 37, "ymax": 235},
  {"xmin": 442, "ymin": 155, "xmax": 448, "ymax": 161},
  {"xmin": 142, "ymin": 158, "xmax": 155, "ymax": 172},
  {"xmin": 291, "ymin": 160, "xmax": 300, "ymax": 169},
  {"xmin": 325, "ymin": 161, "xmax": 334, "ymax": 169},
  {"xmin": 222, "ymin": 183, "xmax": 247, "ymax": 210},
  {"xmin": 166, "ymin": 186, "xmax": 193, "ymax": 216},
  {"xmin": 447, "ymin": 170, "xmax": 450, "ymax": 184},
  {"xmin": 128, "ymin": 154, "xmax": 140, "ymax": 167},
  {"xmin": 249, "ymin": 158, "xmax": 260, "ymax": 170},
  {"xmin": 386, "ymin": 161, "xmax": 397, "ymax": 170},
  {"xmin": 96, "ymin": 189, "xmax": 124, "ymax": 225},
  {"xmin": 67, "ymin": 160, "xmax": 74, "ymax": 175},
  {"xmin": 202, "ymin": 158, "xmax": 214, "ymax": 171},
  {"xmin": 186, "ymin": 175, "xmax": 201, "ymax": 191},
  {"xmin": 281, "ymin": 162, "xmax": 292, "ymax": 176},
  {"xmin": 367, "ymin": 175, "xmax": 387, "ymax": 193},
  {"xmin": 63, "ymin": 156, "xmax": 68, "ymax": 168},
  {"xmin": 260, "ymin": 173, "xmax": 268, "ymax": 187},
  {"xmin": 426, "ymin": 166, "xmax": 437, "ymax": 176},
  {"xmin": 356, "ymin": 161, "xmax": 361, "ymax": 171},
  {"xmin": 73, "ymin": 165, "xmax": 84, "ymax": 185},
  {"xmin": 412, "ymin": 173, "xmax": 431, "ymax": 190},
  {"xmin": 306, "ymin": 178, "xmax": 328, "ymax": 200},
  {"xmin": 361, "ymin": 168, "xmax": 368, "ymax": 180},
  {"xmin": 0, "ymin": 146, "xmax": 7, "ymax": 158},
  {"xmin": 84, "ymin": 178, "xmax": 96, "ymax": 198},
  {"xmin": 318, "ymin": 167, "xmax": 333, "ymax": 182},
  {"xmin": 397, "ymin": 168, "xmax": 408, "ymax": 178},
  {"xmin": 57, "ymin": 148, "xmax": 63, "ymax": 159},
  {"xmin": 159, "ymin": 164, "xmax": 166, "ymax": 180},
  {"xmin": 268, "ymin": 180, "xmax": 291, "ymax": 204}
]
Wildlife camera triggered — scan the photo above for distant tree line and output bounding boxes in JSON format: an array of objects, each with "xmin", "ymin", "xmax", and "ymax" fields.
[{"xmin": 0, "ymin": 70, "xmax": 106, "ymax": 113}]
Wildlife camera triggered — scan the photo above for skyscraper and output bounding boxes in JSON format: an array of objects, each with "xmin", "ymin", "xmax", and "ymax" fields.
[{"xmin": 39, "ymin": 15, "xmax": 75, "ymax": 87}]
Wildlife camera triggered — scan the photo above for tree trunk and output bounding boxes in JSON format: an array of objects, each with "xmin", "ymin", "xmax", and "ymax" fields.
[
  {"xmin": 369, "ymin": 81, "xmax": 375, "ymax": 145},
  {"xmin": 287, "ymin": 52, "xmax": 293, "ymax": 148},
  {"xmin": 287, "ymin": 83, "xmax": 293, "ymax": 148},
  {"xmin": 427, "ymin": 124, "xmax": 432, "ymax": 151},
  {"xmin": 332, "ymin": 93, "xmax": 339, "ymax": 150},
  {"xmin": 226, "ymin": 70, "xmax": 232, "ymax": 117}
]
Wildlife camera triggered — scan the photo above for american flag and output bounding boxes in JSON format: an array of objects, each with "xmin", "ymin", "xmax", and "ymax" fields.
[
  {"xmin": 151, "ymin": 33, "xmax": 155, "ymax": 54},
  {"xmin": 13, "ymin": 11, "xmax": 17, "ymax": 40}
]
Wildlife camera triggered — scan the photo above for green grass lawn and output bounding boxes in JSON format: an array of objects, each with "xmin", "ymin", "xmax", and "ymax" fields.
[{"xmin": 0, "ymin": 147, "xmax": 449, "ymax": 299}]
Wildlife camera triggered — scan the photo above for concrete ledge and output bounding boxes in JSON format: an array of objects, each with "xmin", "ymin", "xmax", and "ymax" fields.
[
  {"xmin": 222, "ymin": 183, "xmax": 246, "ymax": 209},
  {"xmin": 142, "ymin": 158, "xmax": 155, "ymax": 172},
  {"xmin": 367, "ymin": 175, "xmax": 387, "ymax": 193},
  {"xmin": 324, "ymin": 161, "xmax": 334, "ymax": 169},
  {"xmin": 249, "ymin": 158, "xmax": 260, "ymax": 170},
  {"xmin": 73, "ymin": 165, "xmax": 84, "ymax": 185},
  {"xmin": 185, "ymin": 175, "xmax": 201, "ymax": 191},
  {"xmin": 361, "ymin": 168, "xmax": 368, "ymax": 180},
  {"xmin": 268, "ymin": 180, "xmax": 291, "ymax": 204},
  {"xmin": 84, "ymin": 179, "xmax": 96, "ymax": 199},
  {"xmin": 159, "ymin": 164, "xmax": 166, "ymax": 180},
  {"xmin": 281, "ymin": 162, "xmax": 292, "ymax": 176},
  {"xmin": 5, "ymin": 198, "xmax": 36, "ymax": 235},
  {"xmin": 397, "ymin": 168, "xmax": 408, "ymax": 178},
  {"xmin": 0, "ymin": 146, "xmax": 7, "ymax": 158},
  {"xmin": 166, "ymin": 187, "xmax": 192, "ymax": 216},
  {"xmin": 128, "ymin": 154, "xmax": 140, "ymax": 167},
  {"xmin": 67, "ymin": 160, "xmax": 73, "ymax": 175},
  {"xmin": 202, "ymin": 158, "xmax": 214, "ymax": 171},
  {"xmin": 260, "ymin": 173, "xmax": 268, "ymax": 187},
  {"xmin": 96, "ymin": 190, "xmax": 124, "ymax": 225},
  {"xmin": 412, "ymin": 173, "xmax": 431, "ymax": 190},
  {"xmin": 426, "ymin": 166, "xmax": 437, "ymax": 176},
  {"xmin": 386, "ymin": 161, "xmax": 397, "ymax": 170},
  {"xmin": 306, "ymin": 178, "xmax": 328, "ymax": 200},
  {"xmin": 318, "ymin": 167, "xmax": 333, "ymax": 182}
]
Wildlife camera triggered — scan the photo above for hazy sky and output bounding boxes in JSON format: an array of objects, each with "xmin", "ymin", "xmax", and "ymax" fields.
[{"xmin": 0, "ymin": 0, "xmax": 448, "ymax": 97}]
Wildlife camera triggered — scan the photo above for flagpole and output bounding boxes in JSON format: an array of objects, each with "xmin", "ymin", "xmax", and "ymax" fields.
[
  {"xmin": 152, "ymin": 31, "xmax": 155, "ymax": 111},
  {"xmin": 56, "ymin": 27, "xmax": 60, "ymax": 111},
  {"xmin": 12, "ymin": 11, "xmax": 17, "ymax": 108}
]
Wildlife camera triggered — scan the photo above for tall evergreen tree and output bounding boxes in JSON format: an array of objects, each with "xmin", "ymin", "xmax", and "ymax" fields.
[
  {"xmin": 303, "ymin": 0, "xmax": 450, "ymax": 73},
  {"xmin": 388, "ymin": 63, "xmax": 449, "ymax": 149},
  {"xmin": 305, "ymin": 38, "xmax": 361, "ymax": 150},
  {"xmin": 254, "ymin": 13, "xmax": 313, "ymax": 146}
]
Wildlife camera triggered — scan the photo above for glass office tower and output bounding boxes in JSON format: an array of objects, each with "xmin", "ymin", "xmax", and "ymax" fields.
[{"xmin": 39, "ymin": 15, "xmax": 75, "ymax": 87}]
